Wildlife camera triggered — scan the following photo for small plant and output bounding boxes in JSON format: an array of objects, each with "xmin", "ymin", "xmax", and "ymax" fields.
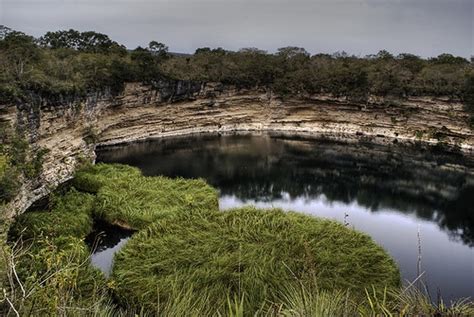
[
  {"xmin": 0, "ymin": 155, "xmax": 20, "ymax": 203},
  {"xmin": 83, "ymin": 126, "xmax": 100, "ymax": 145},
  {"xmin": 415, "ymin": 130, "xmax": 424, "ymax": 139}
]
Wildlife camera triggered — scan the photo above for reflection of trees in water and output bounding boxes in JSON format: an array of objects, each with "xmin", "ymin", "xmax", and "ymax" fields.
[
  {"xmin": 97, "ymin": 134, "xmax": 474, "ymax": 246},
  {"xmin": 85, "ymin": 221, "xmax": 135, "ymax": 251}
]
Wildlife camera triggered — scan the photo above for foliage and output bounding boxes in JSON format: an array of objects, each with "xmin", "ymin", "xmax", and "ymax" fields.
[
  {"xmin": 0, "ymin": 129, "xmax": 48, "ymax": 203},
  {"xmin": 73, "ymin": 163, "xmax": 219, "ymax": 229},
  {"xmin": 0, "ymin": 155, "xmax": 20, "ymax": 203},
  {"xmin": 8, "ymin": 189, "xmax": 95, "ymax": 241},
  {"xmin": 163, "ymin": 48, "xmax": 472, "ymax": 100},
  {"xmin": 112, "ymin": 207, "xmax": 400, "ymax": 313},
  {"xmin": 0, "ymin": 27, "xmax": 472, "ymax": 109},
  {"xmin": 39, "ymin": 29, "xmax": 127, "ymax": 55},
  {"xmin": 2, "ymin": 163, "xmax": 473, "ymax": 315},
  {"xmin": 72, "ymin": 163, "xmax": 143, "ymax": 193},
  {"xmin": 463, "ymin": 71, "xmax": 474, "ymax": 127}
]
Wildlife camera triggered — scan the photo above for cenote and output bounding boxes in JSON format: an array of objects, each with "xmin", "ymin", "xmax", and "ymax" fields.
[{"xmin": 93, "ymin": 133, "xmax": 474, "ymax": 302}]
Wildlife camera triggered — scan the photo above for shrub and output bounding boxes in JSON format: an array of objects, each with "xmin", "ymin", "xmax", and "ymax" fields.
[{"xmin": 0, "ymin": 155, "xmax": 20, "ymax": 203}]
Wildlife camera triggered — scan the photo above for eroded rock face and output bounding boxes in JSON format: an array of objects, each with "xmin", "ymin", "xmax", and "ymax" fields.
[{"xmin": 1, "ymin": 82, "xmax": 473, "ymax": 216}]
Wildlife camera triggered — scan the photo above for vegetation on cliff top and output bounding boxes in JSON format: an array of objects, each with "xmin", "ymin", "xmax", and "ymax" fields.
[{"xmin": 0, "ymin": 25, "xmax": 472, "ymax": 106}]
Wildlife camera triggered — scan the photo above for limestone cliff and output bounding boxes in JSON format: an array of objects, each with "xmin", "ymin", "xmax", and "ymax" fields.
[{"xmin": 1, "ymin": 82, "xmax": 473, "ymax": 216}]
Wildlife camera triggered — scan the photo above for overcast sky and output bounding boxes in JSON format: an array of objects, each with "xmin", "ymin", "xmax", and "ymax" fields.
[{"xmin": 1, "ymin": 0, "xmax": 472, "ymax": 58}]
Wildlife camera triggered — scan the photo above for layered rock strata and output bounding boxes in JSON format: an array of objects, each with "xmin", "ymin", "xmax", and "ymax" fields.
[{"xmin": 1, "ymin": 82, "xmax": 472, "ymax": 216}]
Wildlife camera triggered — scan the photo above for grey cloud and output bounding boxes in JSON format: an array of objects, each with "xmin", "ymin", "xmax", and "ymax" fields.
[{"xmin": 1, "ymin": 0, "xmax": 472, "ymax": 57}]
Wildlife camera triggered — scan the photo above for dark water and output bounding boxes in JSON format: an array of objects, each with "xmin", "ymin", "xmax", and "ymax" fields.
[
  {"xmin": 86, "ymin": 221, "xmax": 135, "ymax": 276},
  {"xmin": 95, "ymin": 133, "xmax": 474, "ymax": 301}
]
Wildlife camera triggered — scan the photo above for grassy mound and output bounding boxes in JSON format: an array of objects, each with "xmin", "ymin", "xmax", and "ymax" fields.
[
  {"xmin": 9, "ymin": 189, "xmax": 95, "ymax": 240},
  {"xmin": 95, "ymin": 176, "xmax": 219, "ymax": 229},
  {"xmin": 74, "ymin": 163, "xmax": 219, "ymax": 229},
  {"xmin": 72, "ymin": 163, "xmax": 142, "ymax": 194},
  {"xmin": 112, "ymin": 207, "xmax": 400, "ymax": 313}
]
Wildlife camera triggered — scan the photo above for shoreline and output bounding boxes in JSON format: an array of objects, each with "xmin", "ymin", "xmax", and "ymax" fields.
[{"xmin": 96, "ymin": 126, "xmax": 473, "ymax": 154}]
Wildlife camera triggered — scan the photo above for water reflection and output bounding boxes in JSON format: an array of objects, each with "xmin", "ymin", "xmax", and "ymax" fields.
[
  {"xmin": 86, "ymin": 221, "xmax": 134, "ymax": 276},
  {"xmin": 96, "ymin": 133, "xmax": 474, "ymax": 300}
]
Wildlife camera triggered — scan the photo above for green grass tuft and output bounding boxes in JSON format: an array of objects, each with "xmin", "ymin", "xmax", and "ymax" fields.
[
  {"xmin": 112, "ymin": 207, "xmax": 400, "ymax": 313},
  {"xmin": 72, "ymin": 163, "xmax": 143, "ymax": 194},
  {"xmin": 95, "ymin": 175, "xmax": 219, "ymax": 229},
  {"xmin": 9, "ymin": 189, "xmax": 95, "ymax": 241}
]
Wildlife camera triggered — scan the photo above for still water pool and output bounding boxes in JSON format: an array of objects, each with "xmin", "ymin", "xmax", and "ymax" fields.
[{"xmin": 93, "ymin": 133, "xmax": 474, "ymax": 301}]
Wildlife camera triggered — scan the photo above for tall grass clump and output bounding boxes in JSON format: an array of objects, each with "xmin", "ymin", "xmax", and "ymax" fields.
[
  {"xmin": 1, "ymin": 235, "xmax": 108, "ymax": 316},
  {"xmin": 95, "ymin": 176, "xmax": 219, "ymax": 229},
  {"xmin": 72, "ymin": 163, "xmax": 143, "ymax": 194},
  {"xmin": 4, "ymin": 188, "xmax": 106, "ymax": 315},
  {"xmin": 8, "ymin": 189, "xmax": 95, "ymax": 240},
  {"xmin": 73, "ymin": 163, "xmax": 219, "ymax": 229},
  {"xmin": 112, "ymin": 207, "xmax": 400, "ymax": 314}
]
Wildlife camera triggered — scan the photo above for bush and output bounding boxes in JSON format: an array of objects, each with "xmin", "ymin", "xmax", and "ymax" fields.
[
  {"xmin": 0, "ymin": 155, "xmax": 20, "ymax": 203},
  {"xmin": 112, "ymin": 207, "xmax": 400, "ymax": 313}
]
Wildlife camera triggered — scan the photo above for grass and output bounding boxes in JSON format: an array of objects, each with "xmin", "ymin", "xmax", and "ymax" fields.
[
  {"xmin": 4, "ymin": 188, "xmax": 106, "ymax": 315},
  {"xmin": 72, "ymin": 163, "xmax": 143, "ymax": 194},
  {"xmin": 111, "ymin": 207, "xmax": 400, "ymax": 313},
  {"xmin": 3, "ymin": 163, "xmax": 472, "ymax": 316},
  {"xmin": 74, "ymin": 163, "xmax": 219, "ymax": 229},
  {"xmin": 8, "ymin": 189, "xmax": 95, "ymax": 241},
  {"xmin": 95, "ymin": 175, "xmax": 219, "ymax": 229},
  {"xmin": 2, "ymin": 163, "xmax": 220, "ymax": 315}
]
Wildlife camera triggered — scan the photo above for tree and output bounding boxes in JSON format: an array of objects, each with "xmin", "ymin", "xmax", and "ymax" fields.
[
  {"xmin": 397, "ymin": 53, "xmax": 424, "ymax": 73},
  {"xmin": 0, "ymin": 25, "xmax": 13, "ymax": 40},
  {"xmin": 239, "ymin": 47, "xmax": 267, "ymax": 55},
  {"xmin": 376, "ymin": 50, "xmax": 394, "ymax": 60},
  {"xmin": 130, "ymin": 47, "xmax": 161, "ymax": 81},
  {"xmin": 195, "ymin": 47, "xmax": 211, "ymax": 55},
  {"xmin": 277, "ymin": 46, "xmax": 309, "ymax": 59},
  {"xmin": 40, "ymin": 29, "xmax": 81, "ymax": 49},
  {"xmin": 431, "ymin": 53, "xmax": 468, "ymax": 65},
  {"xmin": 0, "ymin": 31, "xmax": 40, "ymax": 79},
  {"xmin": 148, "ymin": 41, "xmax": 169, "ymax": 60},
  {"xmin": 39, "ymin": 30, "xmax": 126, "ymax": 54}
]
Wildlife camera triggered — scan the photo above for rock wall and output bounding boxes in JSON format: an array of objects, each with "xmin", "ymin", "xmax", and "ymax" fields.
[{"xmin": 1, "ymin": 81, "xmax": 473, "ymax": 216}]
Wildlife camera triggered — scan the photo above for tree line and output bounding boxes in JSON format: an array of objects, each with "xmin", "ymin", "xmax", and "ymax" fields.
[{"xmin": 0, "ymin": 25, "xmax": 473, "ymax": 108}]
